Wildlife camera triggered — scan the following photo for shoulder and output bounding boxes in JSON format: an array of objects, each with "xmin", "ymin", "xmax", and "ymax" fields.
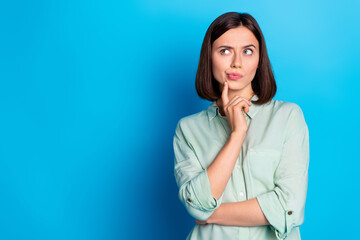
[
  {"xmin": 175, "ymin": 109, "xmax": 208, "ymax": 134},
  {"xmin": 272, "ymin": 99, "xmax": 303, "ymax": 113},
  {"xmin": 269, "ymin": 99, "xmax": 308, "ymax": 133},
  {"xmin": 269, "ymin": 99, "xmax": 305, "ymax": 120}
]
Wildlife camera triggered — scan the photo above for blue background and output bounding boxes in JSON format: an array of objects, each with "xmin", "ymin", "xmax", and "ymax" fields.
[{"xmin": 1, "ymin": 0, "xmax": 359, "ymax": 239}]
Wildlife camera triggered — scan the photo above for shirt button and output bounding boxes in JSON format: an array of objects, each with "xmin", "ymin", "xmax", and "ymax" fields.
[
  {"xmin": 187, "ymin": 198, "xmax": 192, "ymax": 203},
  {"xmin": 288, "ymin": 211, "xmax": 293, "ymax": 215},
  {"xmin": 239, "ymin": 192, "xmax": 244, "ymax": 197}
]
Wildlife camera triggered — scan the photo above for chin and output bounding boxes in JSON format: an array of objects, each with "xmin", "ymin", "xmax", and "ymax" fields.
[{"xmin": 228, "ymin": 81, "xmax": 244, "ymax": 88}]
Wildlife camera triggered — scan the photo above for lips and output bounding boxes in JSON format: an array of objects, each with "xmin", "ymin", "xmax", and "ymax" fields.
[{"xmin": 227, "ymin": 73, "xmax": 243, "ymax": 80}]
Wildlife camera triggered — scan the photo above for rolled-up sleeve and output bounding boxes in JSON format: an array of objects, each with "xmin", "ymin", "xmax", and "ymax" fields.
[
  {"xmin": 173, "ymin": 120, "xmax": 223, "ymax": 221},
  {"xmin": 256, "ymin": 104, "xmax": 310, "ymax": 239}
]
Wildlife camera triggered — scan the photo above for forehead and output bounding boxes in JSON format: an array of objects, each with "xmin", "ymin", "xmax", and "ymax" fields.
[{"xmin": 213, "ymin": 26, "xmax": 259, "ymax": 47}]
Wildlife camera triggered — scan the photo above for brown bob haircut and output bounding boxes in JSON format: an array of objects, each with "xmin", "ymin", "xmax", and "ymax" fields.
[{"xmin": 195, "ymin": 12, "xmax": 276, "ymax": 105}]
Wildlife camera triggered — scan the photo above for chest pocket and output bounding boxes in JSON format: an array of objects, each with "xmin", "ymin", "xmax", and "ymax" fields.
[{"xmin": 247, "ymin": 148, "xmax": 281, "ymax": 194}]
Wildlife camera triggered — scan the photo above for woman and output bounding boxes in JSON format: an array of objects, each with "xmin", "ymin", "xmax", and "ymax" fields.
[{"xmin": 173, "ymin": 12, "xmax": 309, "ymax": 240}]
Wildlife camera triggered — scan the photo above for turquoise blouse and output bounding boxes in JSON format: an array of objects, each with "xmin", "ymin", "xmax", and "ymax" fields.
[{"xmin": 173, "ymin": 94, "xmax": 310, "ymax": 240}]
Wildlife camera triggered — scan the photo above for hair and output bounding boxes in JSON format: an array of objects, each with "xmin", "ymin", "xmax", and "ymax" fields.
[{"xmin": 195, "ymin": 12, "xmax": 276, "ymax": 105}]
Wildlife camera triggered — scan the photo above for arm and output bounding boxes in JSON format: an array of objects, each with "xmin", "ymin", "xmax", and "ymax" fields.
[
  {"xmin": 207, "ymin": 80, "xmax": 251, "ymax": 200},
  {"xmin": 173, "ymin": 120, "xmax": 221, "ymax": 221},
  {"xmin": 173, "ymin": 120, "xmax": 245, "ymax": 221},
  {"xmin": 206, "ymin": 132, "xmax": 245, "ymax": 199},
  {"xmin": 256, "ymin": 119, "xmax": 309, "ymax": 240},
  {"xmin": 205, "ymin": 198, "xmax": 269, "ymax": 226}
]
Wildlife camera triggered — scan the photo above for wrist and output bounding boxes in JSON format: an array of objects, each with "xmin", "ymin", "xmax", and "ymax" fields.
[{"xmin": 230, "ymin": 131, "xmax": 246, "ymax": 141}]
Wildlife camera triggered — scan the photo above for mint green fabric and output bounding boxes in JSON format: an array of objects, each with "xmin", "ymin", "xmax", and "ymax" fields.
[{"xmin": 173, "ymin": 94, "xmax": 309, "ymax": 240}]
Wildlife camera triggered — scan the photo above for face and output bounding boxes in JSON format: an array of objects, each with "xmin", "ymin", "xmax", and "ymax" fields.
[{"xmin": 211, "ymin": 26, "xmax": 260, "ymax": 96}]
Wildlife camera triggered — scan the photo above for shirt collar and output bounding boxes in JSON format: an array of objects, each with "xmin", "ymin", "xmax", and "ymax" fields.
[{"xmin": 207, "ymin": 94, "xmax": 262, "ymax": 121}]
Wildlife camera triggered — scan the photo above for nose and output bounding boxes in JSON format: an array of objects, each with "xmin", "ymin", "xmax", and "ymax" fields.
[{"xmin": 231, "ymin": 51, "xmax": 242, "ymax": 68}]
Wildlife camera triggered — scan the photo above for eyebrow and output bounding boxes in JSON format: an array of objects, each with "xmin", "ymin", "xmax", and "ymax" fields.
[{"xmin": 216, "ymin": 44, "xmax": 257, "ymax": 49}]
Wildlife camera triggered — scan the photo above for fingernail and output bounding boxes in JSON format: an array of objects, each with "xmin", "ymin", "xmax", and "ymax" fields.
[{"xmin": 224, "ymin": 81, "xmax": 227, "ymax": 85}]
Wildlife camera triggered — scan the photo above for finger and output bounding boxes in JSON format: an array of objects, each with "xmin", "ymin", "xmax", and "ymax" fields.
[
  {"xmin": 225, "ymin": 97, "xmax": 249, "ymax": 114},
  {"xmin": 197, "ymin": 220, "xmax": 204, "ymax": 225},
  {"xmin": 225, "ymin": 95, "xmax": 241, "ymax": 108},
  {"xmin": 244, "ymin": 103, "xmax": 250, "ymax": 113},
  {"xmin": 228, "ymin": 98, "xmax": 244, "ymax": 108},
  {"xmin": 221, "ymin": 81, "xmax": 229, "ymax": 105},
  {"xmin": 227, "ymin": 95, "xmax": 252, "ymax": 107},
  {"xmin": 227, "ymin": 97, "xmax": 250, "ymax": 108},
  {"xmin": 224, "ymin": 96, "xmax": 240, "ymax": 115},
  {"xmin": 229, "ymin": 98, "xmax": 250, "ymax": 113},
  {"xmin": 195, "ymin": 219, "xmax": 206, "ymax": 225},
  {"xmin": 233, "ymin": 99, "xmax": 250, "ymax": 113},
  {"xmin": 245, "ymin": 98, "xmax": 252, "ymax": 106},
  {"xmin": 240, "ymin": 97, "xmax": 252, "ymax": 106}
]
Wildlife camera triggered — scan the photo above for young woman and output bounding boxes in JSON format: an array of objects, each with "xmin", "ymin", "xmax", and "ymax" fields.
[{"xmin": 173, "ymin": 12, "xmax": 309, "ymax": 240}]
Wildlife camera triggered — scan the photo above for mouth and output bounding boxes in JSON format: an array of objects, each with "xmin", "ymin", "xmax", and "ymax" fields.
[{"xmin": 227, "ymin": 73, "xmax": 243, "ymax": 80}]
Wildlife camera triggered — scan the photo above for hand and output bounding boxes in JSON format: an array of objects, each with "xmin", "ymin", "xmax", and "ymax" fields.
[
  {"xmin": 195, "ymin": 219, "xmax": 208, "ymax": 225},
  {"xmin": 194, "ymin": 208, "xmax": 219, "ymax": 225},
  {"xmin": 221, "ymin": 80, "xmax": 252, "ymax": 134}
]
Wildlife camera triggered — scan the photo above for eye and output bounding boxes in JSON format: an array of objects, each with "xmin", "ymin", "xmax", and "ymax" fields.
[
  {"xmin": 220, "ymin": 49, "xmax": 230, "ymax": 55},
  {"xmin": 244, "ymin": 49, "xmax": 253, "ymax": 55}
]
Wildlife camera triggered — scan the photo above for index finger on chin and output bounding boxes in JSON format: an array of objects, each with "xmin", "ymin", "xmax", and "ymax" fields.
[{"xmin": 221, "ymin": 80, "xmax": 229, "ymax": 105}]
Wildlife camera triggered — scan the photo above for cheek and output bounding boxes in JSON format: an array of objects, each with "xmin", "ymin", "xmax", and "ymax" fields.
[
  {"xmin": 211, "ymin": 58, "xmax": 221, "ymax": 74},
  {"xmin": 212, "ymin": 57, "xmax": 226, "ymax": 72},
  {"xmin": 245, "ymin": 57, "xmax": 259, "ymax": 72},
  {"xmin": 211, "ymin": 58, "xmax": 226, "ymax": 82}
]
